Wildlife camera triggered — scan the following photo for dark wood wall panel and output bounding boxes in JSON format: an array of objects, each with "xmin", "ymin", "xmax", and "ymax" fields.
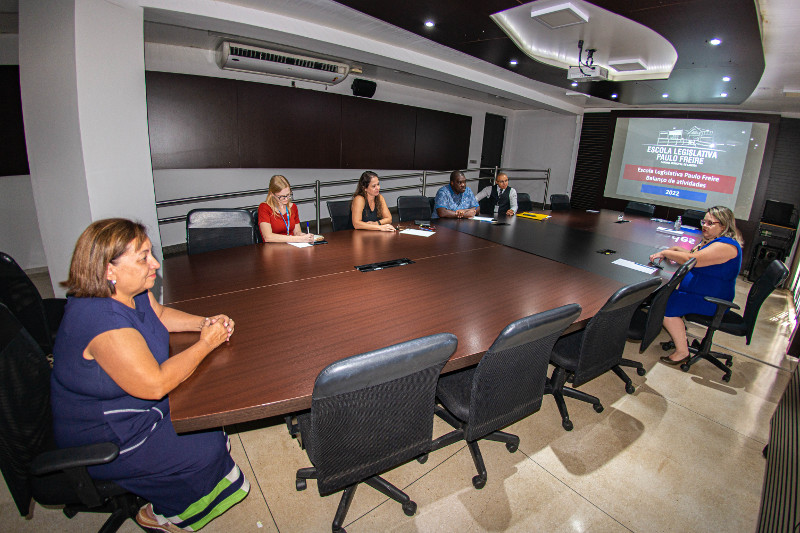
[
  {"xmin": 238, "ymin": 82, "xmax": 342, "ymax": 168},
  {"xmin": 340, "ymin": 97, "xmax": 416, "ymax": 169},
  {"xmin": 414, "ymin": 108, "xmax": 471, "ymax": 170},
  {"xmin": 0, "ymin": 66, "xmax": 30, "ymax": 177},
  {"xmin": 145, "ymin": 72, "xmax": 471, "ymax": 171},
  {"xmin": 146, "ymin": 72, "xmax": 240, "ymax": 169}
]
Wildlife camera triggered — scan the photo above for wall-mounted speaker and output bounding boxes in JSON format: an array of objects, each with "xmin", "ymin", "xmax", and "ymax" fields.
[{"xmin": 351, "ymin": 78, "xmax": 376, "ymax": 98}]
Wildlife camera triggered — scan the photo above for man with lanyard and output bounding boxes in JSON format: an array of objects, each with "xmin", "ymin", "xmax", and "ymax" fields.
[
  {"xmin": 434, "ymin": 170, "xmax": 480, "ymax": 219},
  {"xmin": 475, "ymin": 172, "xmax": 518, "ymax": 217}
]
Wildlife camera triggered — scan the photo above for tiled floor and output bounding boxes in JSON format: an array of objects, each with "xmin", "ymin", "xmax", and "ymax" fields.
[{"xmin": 2, "ymin": 274, "xmax": 797, "ymax": 532}]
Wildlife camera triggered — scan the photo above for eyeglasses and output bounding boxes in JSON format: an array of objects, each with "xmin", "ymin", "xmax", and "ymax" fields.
[
  {"xmin": 276, "ymin": 193, "xmax": 292, "ymax": 200},
  {"xmin": 700, "ymin": 219, "xmax": 720, "ymax": 227}
]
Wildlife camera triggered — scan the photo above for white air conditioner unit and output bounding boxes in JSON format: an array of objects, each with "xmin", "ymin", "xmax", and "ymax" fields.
[{"xmin": 216, "ymin": 42, "xmax": 350, "ymax": 85}]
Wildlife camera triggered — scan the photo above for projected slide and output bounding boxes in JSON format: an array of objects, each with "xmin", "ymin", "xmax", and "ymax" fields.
[{"xmin": 617, "ymin": 118, "xmax": 751, "ymax": 206}]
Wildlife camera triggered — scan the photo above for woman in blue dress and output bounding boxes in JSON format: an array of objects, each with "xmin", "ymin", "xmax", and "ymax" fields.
[
  {"xmin": 649, "ymin": 206, "xmax": 743, "ymax": 365},
  {"xmin": 51, "ymin": 218, "xmax": 249, "ymax": 532}
]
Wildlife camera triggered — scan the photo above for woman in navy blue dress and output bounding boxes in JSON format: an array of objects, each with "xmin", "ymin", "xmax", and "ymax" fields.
[
  {"xmin": 649, "ymin": 206, "xmax": 742, "ymax": 365},
  {"xmin": 51, "ymin": 219, "xmax": 249, "ymax": 532}
]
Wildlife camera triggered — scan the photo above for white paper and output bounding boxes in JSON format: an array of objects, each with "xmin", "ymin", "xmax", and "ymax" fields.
[
  {"xmin": 472, "ymin": 216, "xmax": 495, "ymax": 222},
  {"xmin": 656, "ymin": 226, "xmax": 684, "ymax": 236},
  {"xmin": 400, "ymin": 229, "xmax": 435, "ymax": 237},
  {"xmin": 612, "ymin": 258, "xmax": 658, "ymax": 274},
  {"xmin": 288, "ymin": 242, "xmax": 314, "ymax": 248}
]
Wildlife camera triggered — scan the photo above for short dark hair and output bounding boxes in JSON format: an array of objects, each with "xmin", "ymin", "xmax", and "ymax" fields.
[
  {"xmin": 450, "ymin": 170, "xmax": 465, "ymax": 183},
  {"xmin": 61, "ymin": 218, "xmax": 149, "ymax": 298}
]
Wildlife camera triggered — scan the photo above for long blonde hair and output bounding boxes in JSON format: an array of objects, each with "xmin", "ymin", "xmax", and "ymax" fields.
[{"xmin": 265, "ymin": 175, "xmax": 292, "ymax": 212}]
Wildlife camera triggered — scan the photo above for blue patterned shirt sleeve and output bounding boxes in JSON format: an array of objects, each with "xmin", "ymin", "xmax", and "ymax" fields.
[{"xmin": 434, "ymin": 185, "xmax": 480, "ymax": 213}]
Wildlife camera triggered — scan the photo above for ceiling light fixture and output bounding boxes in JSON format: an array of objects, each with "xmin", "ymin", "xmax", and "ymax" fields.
[
  {"xmin": 571, "ymin": 82, "xmax": 578, "ymax": 87},
  {"xmin": 424, "ymin": 20, "xmax": 434, "ymax": 28},
  {"xmin": 709, "ymin": 38, "xmax": 722, "ymax": 45},
  {"xmin": 722, "ymin": 76, "xmax": 731, "ymax": 82},
  {"xmin": 611, "ymin": 93, "xmax": 618, "ymax": 98},
  {"xmin": 531, "ymin": 2, "xmax": 589, "ymax": 29},
  {"xmin": 509, "ymin": 59, "xmax": 518, "ymax": 66},
  {"xmin": 720, "ymin": 92, "xmax": 728, "ymax": 97},
  {"xmin": 662, "ymin": 93, "xmax": 669, "ymax": 98},
  {"xmin": 608, "ymin": 59, "xmax": 647, "ymax": 72}
]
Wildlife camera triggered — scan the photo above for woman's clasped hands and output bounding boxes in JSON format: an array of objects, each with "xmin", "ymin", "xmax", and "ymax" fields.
[{"xmin": 200, "ymin": 315, "xmax": 235, "ymax": 349}]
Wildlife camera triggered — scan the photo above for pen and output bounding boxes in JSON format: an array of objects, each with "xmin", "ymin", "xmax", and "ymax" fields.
[{"xmin": 306, "ymin": 222, "xmax": 310, "ymax": 234}]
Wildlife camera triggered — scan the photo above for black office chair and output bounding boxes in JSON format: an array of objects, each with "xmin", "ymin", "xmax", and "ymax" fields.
[
  {"xmin": 517, "ymin": 192, "xmax": 533, "ymax": 212},
  {"xmin": 624, "ymin": 201, "xmax": 656, "ymax": 217},
  {"xmin": 397, "ymin": 195, "xmax": 432, "ymax": 222},
  {"xmin": 623, "ymin": 259, "xmax": 696, "ymax": 379},
  {"xmin": 0, "ymin": 251, "xmax": 65, "ymax": 355},
  {"xmin": 185, "ymin": 208, "xmax": 256, "ymax": 255},
  {"xmin": 0, "ymin": 304, "xmax": 144, "ymax": 532},
  {"xmin": 326, "ymin": 200, "xmax": 354, "ymax": 231},
  {"xmin": 549, "ymin": 194, "xmax": 571, "ymax": 211},
  {"xmin": 430, "ymin": 304, "xmax": 581, "ymax": 488},
  {"xmin": 680, "ymin": 259, "xmax": 789, "ymax": 381},
  {"xmin": 292, "ymin": 333, "xmax": 457, "ymax": 533},
  {"xmin": 682, "ymin": 209, "xmax": 706, "ymax": 229},
  {"xmin": 250, "ymin": 207, "xmax": 264, "ymax": 244},
  {"xmin": 546, "ymin": 278, "xmax": 661, "ymax": 430}
]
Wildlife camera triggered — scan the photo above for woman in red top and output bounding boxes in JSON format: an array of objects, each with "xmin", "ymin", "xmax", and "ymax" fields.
[{"xmin": 258, "ymin": 175, "xmax": 320, "ymax": 243}]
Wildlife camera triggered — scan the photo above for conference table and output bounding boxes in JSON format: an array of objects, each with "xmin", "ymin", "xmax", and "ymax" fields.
[{"xmin": 164, "ymin": 209, "xmax": 698, "ymax": 433}]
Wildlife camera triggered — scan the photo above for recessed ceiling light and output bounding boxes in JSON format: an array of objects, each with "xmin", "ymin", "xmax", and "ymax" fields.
[
  {"xmin": 531, "ymin": 3, "xmax": 589, "ymax": 29},
  {"xmin": 662, "ymin": 93, "xmax": 669, "ymax": 98},
  {"xmin": 611, "ymin": 93, "xmax": 618, "ymax": 98},
  {"xmin": 709, "ymin": 38, "xmax": 722, "ymax": 46},
  {"xmin": 424, "ymin": 20, "xmax": 435, "ymax": 28},
  {"xmin": 720, "ymin": 92, "xmax": 728, "ymax": 97},
  {"xmin": 509, "ymin": 59, "xmax": 518, "ymax": 66},
  {"xmin": 571, "ymin": 82, "xmax": 578, "ymax": 87},
  {"xmin": 722, "ymin": 76, "xmax": 731, "ymax": 82}
]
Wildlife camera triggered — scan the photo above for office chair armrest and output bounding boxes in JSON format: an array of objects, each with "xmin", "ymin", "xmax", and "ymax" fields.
[
  {"xmin": 701, "ymin": 296, "xmax": 740, "ymax": 331},
  {"xmin": 30, "ymin": 442, "xmax": 119, "ymax": 476},
  {"xmin": 702, "ymin": 296, "xmax": 740, "ymax": 312}
]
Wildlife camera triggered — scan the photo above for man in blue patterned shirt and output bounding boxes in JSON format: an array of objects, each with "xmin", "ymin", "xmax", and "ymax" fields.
[{"xmin": 434, "ymin": 171, "xmax": 480, "ymax": 219}]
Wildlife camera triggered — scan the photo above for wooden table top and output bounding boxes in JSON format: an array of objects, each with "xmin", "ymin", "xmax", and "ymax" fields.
[{"xmin": 165, "ymin": 226, "xmax": 629, "ymax": 432}]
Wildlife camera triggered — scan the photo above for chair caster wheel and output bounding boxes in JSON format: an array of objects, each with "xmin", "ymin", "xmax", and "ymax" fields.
[
  {"xmin": 726, "ymin": 360, "xmax": 733, "ymax": 367},
  {"xmin": 472, "ymin": 475, "xmax": 486, "ymax": 489},
  {"xmin": 625, "ymin": 383, "xmax": 635, "ymax": 394},
  {"xmin": 722, "ymin": 373, "xmax": 731, "ymax": 382},
  {"xmin": 680, "ymin": 364, "xmax": 690, "ymax": 372},
  {"xmin": 562, "ymin": 419, "xmax": 573, "ymax": 431},
  {"xmin": 661, "ymin": 340, "xmax": 675, "ymax": 351},
  {"xmin": 333, "ymin": 526, "xmax": 346, "ymax": 533},
  {"xmin": 402, "ymin": 500, "xmax": 417, "ymax": 516},
  {"xmin": 417, "ymin": 454, "xmax": 428, "ymax": 464},
  {"xmin": 296, "ymin": 478, "xmax": 306, "ymax": 491},
  {"xmin": 636, "ymin": 368, "xmax": 646, "ymax": 376},
  {"xmin": 593, "ymin": 404, "xmax": 604, "ymax": 413},
  {"xmin": 506, "ymin": 441, "xmax": 518, "ymax": 453}
]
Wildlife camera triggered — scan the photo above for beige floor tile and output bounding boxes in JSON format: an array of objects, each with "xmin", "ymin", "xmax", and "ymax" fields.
[{"xmin": 348, "ymin": 445, "xmax": 630, "ymax": 533}]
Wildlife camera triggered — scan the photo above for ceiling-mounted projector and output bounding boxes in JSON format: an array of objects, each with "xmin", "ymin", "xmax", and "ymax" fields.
[{"xmin": 567, "ymin": 65, "xmax": 608, "ymax": 82}]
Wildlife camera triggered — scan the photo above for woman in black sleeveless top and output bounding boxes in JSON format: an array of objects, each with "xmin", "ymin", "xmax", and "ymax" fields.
[{"xmin": 351, "ymin": 171, "xmax": 396, "ymax": 231}]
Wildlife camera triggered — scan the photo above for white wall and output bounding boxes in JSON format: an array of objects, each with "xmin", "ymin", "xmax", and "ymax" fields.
[{"xmin": 503, "ymin": 111, "xmax": 582, "ymax": 205}]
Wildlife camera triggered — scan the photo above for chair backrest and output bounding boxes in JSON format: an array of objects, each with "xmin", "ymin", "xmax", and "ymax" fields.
[
  {"xmin": 682, "ymin": 209, "xmax": 706, "ymax": 229},
  {"xmin": 0, "ymin": 303, "xmax": 56, "ymax": 516},
  {"xmin": 465, "ymin": 304, "xmax": 581, "ymax": 441},
  {"xmin": 740, "ymin": 259, "xmax": 789, "ymax": 343},
  {"xmin": 185, "ymin": 209, "xmax": 256, "ymax": 255},
  {"xmin": 549, "ymin": 194, "xmax": 571, "ymax": 211},
  {"xmin": 306, "ymin": 333, "xmax": 457, "ymax": 494},
  {"xmin": 517, "ymin": 193, "xmax": 533, "ymax": 212},
  {"xmin": 397, "ymin": 195, "xmax": 432, "ymax": 222},
  {"xmin": 624, "ymin": 201, "xmax": 655, "ymax": 217},
  {"xmin": 0, "ymin": 252, "xmax": 52, "ymax": 354},
  {"xmin": 250, "ymin": 208, "xmax": 264, "ymax": 244},
  {"xmin": 573, "ymin": 278, "xmax": 661, "ymax": 386},
  {"xmin": 326, "ymin": 200, "xmax": 354, "ymax": 231},
  {"xmin": 635, "ymin": 258, "xmax": 696, "ymax": 352}
]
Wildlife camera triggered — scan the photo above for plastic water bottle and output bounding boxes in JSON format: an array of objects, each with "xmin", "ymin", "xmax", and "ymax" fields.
[
  {"xmin": 674, "ymin": 216, "xmax": 682, "ymax": 230},
  {"xmin": 618, "ymin": 213, "xmax": 624, "ymax": 221}
]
